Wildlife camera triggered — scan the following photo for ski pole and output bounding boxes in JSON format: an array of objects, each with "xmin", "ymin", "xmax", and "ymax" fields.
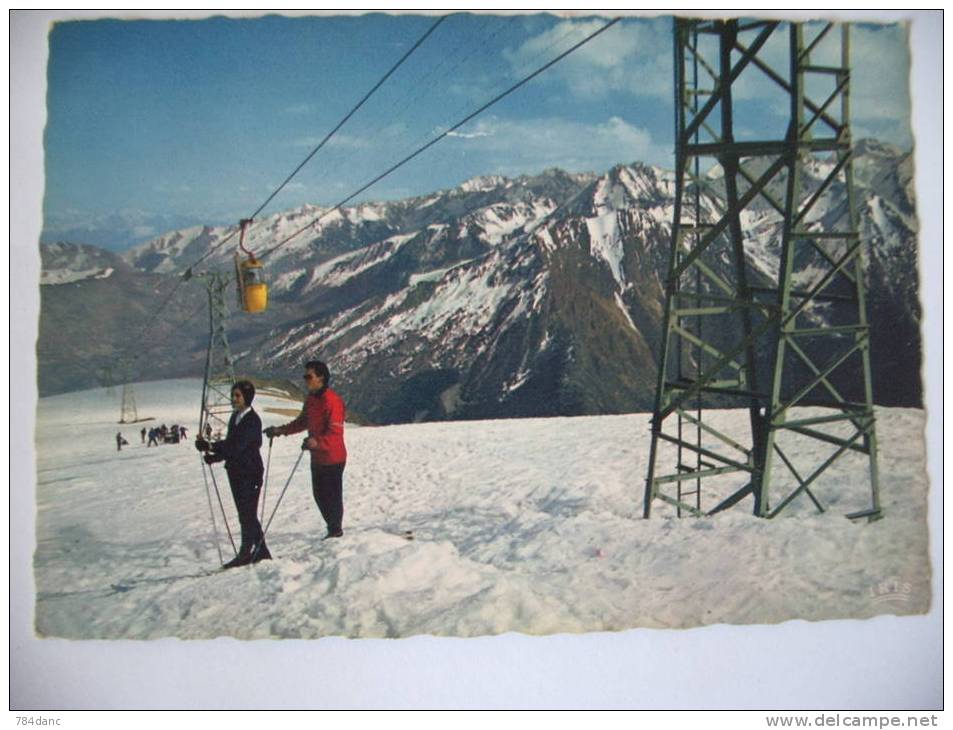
[
  {"xmin": 251, "ymin": 447, "xmax": 305, "ymax": 562},
  {"xmin": 199, "ymin": 456, "xmax": 224, "ymax": 565},
  {"xmin": 260, "ymin": 436, "xmax": 273, "ymax": 522},
  {"xmin": 206, "ymin": 461, "xmax": 238, "ymax": 555}
]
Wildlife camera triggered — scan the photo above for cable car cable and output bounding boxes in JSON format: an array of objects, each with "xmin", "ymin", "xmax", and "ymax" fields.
[
  {"xmin": 114, "ymin": 15, "xmax": 619, "ymax": 380},
  {"xmin": 400, "ymin": 19, "xmax": 608, "ymax": 180},
  {"xmin": 185, "ymin": 13, "xmax": 449, "ymax": 276},
  {"xmin": 259, "ymin": 16, "xmax": 621, "ymax": 261},
  {"xmin": 246, "ymin": 13, "xmax": 449, "ymax": 223},
  {"xmin": 379, "ymin": 14, "xmax": 517, "ymax": 141},
  {"xmin": 275, "ymin": 14, "xmax": 519, "ymax": 242},
  {"xmin": 110, "ymin": 15, "xmax": 450, "ymax": 379}
]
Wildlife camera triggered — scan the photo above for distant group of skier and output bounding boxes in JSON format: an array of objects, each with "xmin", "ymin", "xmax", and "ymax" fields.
[
  {"xmin": 116, "ymin": 423, "xmax": 188, "ymax": 451},
  {"xmin": 194, "ymin": 359, "xmax": 347, "ymax": 570},
  {"xmin": 146, "ymin": 424, "xmax": 188, "ymax": 446},
  {"xmin": 115, "ymin": 424, "xmax": 188, "ymax": 451}
]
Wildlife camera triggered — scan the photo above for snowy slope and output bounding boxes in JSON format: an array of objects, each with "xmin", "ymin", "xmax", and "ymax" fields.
[{"xmin": 33, "ymin": 379, "xmax": 931, "ymax": 640}]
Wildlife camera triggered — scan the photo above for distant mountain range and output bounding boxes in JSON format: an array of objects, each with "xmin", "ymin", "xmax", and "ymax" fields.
[
  {"xmin": 40, "ymin": 209, "xmax": 214, "ymax": 252},
  {"xmin": 38, "ymin": 139, "xmax": 921, "ymax": 422}
]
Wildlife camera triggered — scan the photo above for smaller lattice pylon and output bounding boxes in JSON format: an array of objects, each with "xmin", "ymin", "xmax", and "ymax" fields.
[
  {"xmin": 115, "ymin": 356, "xmax": 151, "ymax": 424},
  {"xmin": 119, "ymin": 382, "xmax": 138, "ymax": 424}
]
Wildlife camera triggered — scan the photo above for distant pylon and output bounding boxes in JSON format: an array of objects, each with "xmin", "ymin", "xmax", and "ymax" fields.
[
  {"xmin": 643, "ymin": 18, "xmax": 881, "ymax": 521},
  {"xmin": 119, "ymin": 382, "xmax": 138, "ymax": 424}
]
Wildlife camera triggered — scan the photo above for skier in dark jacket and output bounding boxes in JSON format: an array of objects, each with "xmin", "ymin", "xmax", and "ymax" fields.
[
  {"xmin": 196, "ymin": 380, "xmax": 271, "ymax": 568},
  {"xmin": 265, "ymin": 360, "xmax": 347, "ymax": 540}
]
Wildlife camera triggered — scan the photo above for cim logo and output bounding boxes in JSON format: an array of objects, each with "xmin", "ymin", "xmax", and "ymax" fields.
[{"xmin": 869, "ymin": 577, "xmax": 914, "ymax": 604}]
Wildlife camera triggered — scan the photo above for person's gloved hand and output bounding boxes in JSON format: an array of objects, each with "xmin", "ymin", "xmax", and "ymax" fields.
[
  {"xmin": 194, "ymin": 437, "xmax": 210, "ymax": 452},
  {"xmin": 203, "ymin": 453, "xmax": 219, "ymax": 465},
  {"xmin": 263, "ymin": 426, "xmax": 279, "ymax": 439}
]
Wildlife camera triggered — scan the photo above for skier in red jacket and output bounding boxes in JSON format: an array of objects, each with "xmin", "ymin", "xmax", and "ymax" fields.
[{"xmin": 265, "ymin": 360, "xmax": 348, "ymax": 539}]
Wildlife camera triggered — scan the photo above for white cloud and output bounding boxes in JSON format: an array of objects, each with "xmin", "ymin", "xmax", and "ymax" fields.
[
  {"xmin": 442, "ymin": 115, "xmax": 668, "ymax": 173},
  {"xmin": 633, "ymin": 20, "xmax": 911, "ymax": 148},
  {"xmin": 849, "ymin": 24, "xmax": 912, "ymax": 143},
  {"xmin": 763, "ymin": 22, "xmax": 912, "ymax": 146},
  {"xmin": 505, "ymin": 18, "xmax": 672, "ymax": 100},
  {"xmin": 446, "ymin": 129, "xmax": 491, "ymax": 139},
  {"xmin": 293, "ymin": 122, "xmax": 411, "ymax": 151}
]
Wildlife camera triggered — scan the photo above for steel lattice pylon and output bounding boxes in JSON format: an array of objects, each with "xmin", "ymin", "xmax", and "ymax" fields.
[
  {"xmin": 119, "ymin": 382, "xmax": 138, "ymax": 423},
  {"xmin": 643, "ymin": 18, "xmax": 881, "ymax": 521},
  {"xmin": 196, "ymin": 271, "xmax": 237, "ymax": 442}
]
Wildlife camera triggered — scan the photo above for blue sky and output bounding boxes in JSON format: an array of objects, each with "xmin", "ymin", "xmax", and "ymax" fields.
[{"xmin": 41, "ymin": 11, "xmax": 913, "ymax": 247}]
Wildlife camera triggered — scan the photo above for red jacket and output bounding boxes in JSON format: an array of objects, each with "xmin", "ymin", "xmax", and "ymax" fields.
[{"xmin": 279, "ymin": 387, "xmax": 347, "ymax": 465}]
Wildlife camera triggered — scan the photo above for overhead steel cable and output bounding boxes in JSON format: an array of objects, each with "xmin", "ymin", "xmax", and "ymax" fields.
[
  {"xmin": 302, "ymin": 14, "xmax": 521, "ymax": 221},
  {"xmin": 131, "ymin": 273, "xmax": 192, "ymax": 353},
  {"xmin": 245, "ymin": 13, "xmax": 449, "ymax": 223},
  {"xmin": 114, "ymin": 15, "xmax": 449, "ymax": 382},
  {"xmin": 184, "ymin": 12, "xmax": 449, "ymax": 276},
  {"xmin": 380, "ymin": 14, "xmax": 517, "ymax": 138},
  {"xmin": 116, "ymin": 15, "xmax": 620, "ymax": 385},
  {"xmin": 110, "ymin": 285, "xmax": 209, "ymax": 386},
  {"xmin": 259, "ymin": 16, "xmax": 622, "ymax": 261},
  {"xmin": 409, "ymin": 19, "xmax": 608, "ymax": 186}
]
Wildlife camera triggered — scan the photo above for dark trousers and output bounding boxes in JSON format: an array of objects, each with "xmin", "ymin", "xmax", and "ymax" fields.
[
  {"xmin": 227, "ymin": 472, "xmax": 265, "ymax": 556},
  {"xmin": 311, "ymin": 463, "xmax": 345, "ymax": 534}
]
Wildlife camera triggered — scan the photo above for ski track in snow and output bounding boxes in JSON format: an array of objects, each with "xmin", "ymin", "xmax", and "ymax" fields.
[{"xmin": 33, "ymin": 380, "xmax": 931, "ymax": 640}]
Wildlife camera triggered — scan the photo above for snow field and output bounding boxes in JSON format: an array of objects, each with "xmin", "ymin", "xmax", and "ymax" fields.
[{"xmin": 33, "ymin": 379, "xmax": 931, "ymax": 640}]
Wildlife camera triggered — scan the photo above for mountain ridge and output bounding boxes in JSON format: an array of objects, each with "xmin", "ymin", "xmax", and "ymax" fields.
[{"xmin": 38, "ymin": 144, "xmax": 922, "ymax": 419}]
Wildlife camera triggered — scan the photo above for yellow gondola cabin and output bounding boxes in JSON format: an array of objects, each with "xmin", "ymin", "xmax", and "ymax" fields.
[
  {"xmin": 236, "ymin": 253, "xmax": 268, "ymax": 313},
  {"xmin": 235, "ymin": 218, "xmax": 268, "ymax": 313}
]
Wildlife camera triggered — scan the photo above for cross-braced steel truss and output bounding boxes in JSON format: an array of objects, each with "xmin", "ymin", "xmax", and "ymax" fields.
[
  {"xmin": 118, "ymin": 382, "xmax": 139, "ymax": 424},
  {"xmin": 196, "ymin": 272, "xmax": 237, "ymax": 442},
  {"xmin": 643, "ymin": 18, "xmax": 881, "ymax": 521}
]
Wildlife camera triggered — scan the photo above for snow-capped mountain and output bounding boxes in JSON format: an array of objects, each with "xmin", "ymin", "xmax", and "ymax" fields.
[
  {"xmin": 38, "ymin": 241, "xmax": 129, "ymax": 285},
  {"xmin": 120, "ymin": 168, "xmax": 595, "ymax": 279},
  {"xmin": 38, "ymin": 143, "xmax": 921, "ymax": 418}
]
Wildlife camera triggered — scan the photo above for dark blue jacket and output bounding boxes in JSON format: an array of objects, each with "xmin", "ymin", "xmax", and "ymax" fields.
[{"xmin": 208, "ymin": 408, "xmax": 265, "ymax": 484}]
